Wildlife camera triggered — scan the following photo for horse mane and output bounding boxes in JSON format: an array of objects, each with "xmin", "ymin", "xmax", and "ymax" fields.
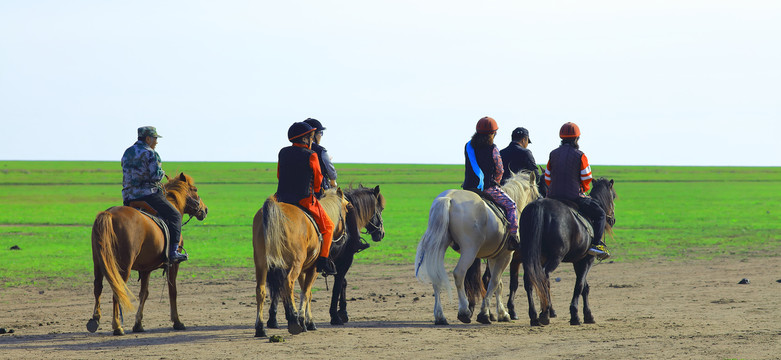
[
  {"xmin": 345, "ymin": 185, "xmax": 382, "ymax": 225},
  {"xmin": 590, "ymin": 178, "xmax": 616, "ymax": 233},
  {"xmin": 501, "ymin": 171, "xmax": 540, "ymax": 206},
  {"xmin": 319, "ymin": 189, "xmax": 345, "ymax": 219},
  {"xmin": 164, "ymin": 174, "xmax": 193, "ymax": 210}
]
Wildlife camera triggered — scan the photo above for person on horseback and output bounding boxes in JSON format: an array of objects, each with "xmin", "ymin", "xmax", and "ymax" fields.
[
  {"xmin": 303, "ymin": 118, "xmax": 371, "ymax": 252},
  {"xmin": 276, "ymin": 121, "xmax": 338, "ymax": 276},
  {"xmin": 500, "ymin": 127, "xmax": 541, "ymax": 183},
  {"xmin": 121, "ymin": 126, "xmax": 187, "ymax": 263},
  {"xmin": 463, "ymin": 116, "xmax": 520, "ymax": 250},
  {"xmin": 544, "ymin": 122, "xmax": 610, "ymax": 259}
]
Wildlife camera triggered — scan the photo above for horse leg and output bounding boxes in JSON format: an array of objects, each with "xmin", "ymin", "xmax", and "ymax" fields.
[
  {"xmin": 506, "ymin": 253, "xmax": 521, "ymax": 320},
  {"xmin": 523, "ymin": 271, "xmax": 541, "ymax": 326},
  {"xmin": 267, "ymin": 295, "xmax": 279, "ymax": 329},
  {"xmin": 111, "ymin": 294, "xmax": 124, "ymax": 335},
  {"xmin": 480, "ymin": 265, "xmax": 496, "ymax": 322},
  {"xmin": 490, "ymin": 255, "xmax": 513, "ymax": 322},
  {"xmin": 433, "ymin": 280, "xmax": 448, "ymax": 325},
  {"xmin": 338, "ymin": 277, "xmax": 349, "ymax": 323},
  {"xmin": 453, "ymin": 249, "xmax": 478, "ymax": 324},
  {"xmin": 569, "ymin": 259, "xmax": 592, "ymax": 325},
  {"xmin": 301, "ymin": 267, "xmax": 318, "ymax": 331},
  {"xmin": 285, "ymin": 264, "xmax": 304, "ymax": 335},
  {"xmin": 254, "ymin": 263, "xmax": 268, "ymax": 337},
  {"xmin": 167, "ymin": 263, "xmax": 186, "ymax": 330},
  {"xmin": 547, "ymin": 273, "xmax": 557, "ymax": 318},
  {"xmin": 582, "ymin": 277, "xmax": 595, "ymax": 324},
  {"xmin": 132, "ymin": 271, "xmax": 151, "ymax": 332},
  {"xmin": 330, "ymin": 271, "xmax": 345, "ymax": 325},
  {"xmin": 87, "ymin": 262, "xmax": 103, "ymax": 333}
]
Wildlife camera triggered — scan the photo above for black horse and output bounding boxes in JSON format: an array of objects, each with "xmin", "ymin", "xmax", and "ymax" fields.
[
  {"xmin": 329, "ymin": 185, "xmax": 385, "ymax": 325},
  {"xmin": 265, "ymin": 185, "xmax": 385, "ymax": 329},
  {"xmin": 521, "ymin": 178, "xmax": 616, "ymax": 326},
  {"xmin": 465, "ymin": 166, "xmax": 548, "ymax": 321}
]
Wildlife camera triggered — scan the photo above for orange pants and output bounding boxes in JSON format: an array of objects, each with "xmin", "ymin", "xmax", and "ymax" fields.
[{"xmin": 298, "ymin": 196, "xmax": 335, "ymax": 258}]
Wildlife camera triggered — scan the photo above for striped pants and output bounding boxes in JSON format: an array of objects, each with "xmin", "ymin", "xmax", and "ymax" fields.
[{"xmin": 484, "ymin": 186, "xmax": 518, "ymax": 234}]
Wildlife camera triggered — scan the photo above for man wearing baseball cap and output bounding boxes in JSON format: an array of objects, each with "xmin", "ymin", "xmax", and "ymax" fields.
[
  {"xmin": 500, "ymin": 127, "xmax": 540, "ymax": 183},
  {"xmin": 121, "ymin": 126, "xmax": 188, "ymax": 263}
]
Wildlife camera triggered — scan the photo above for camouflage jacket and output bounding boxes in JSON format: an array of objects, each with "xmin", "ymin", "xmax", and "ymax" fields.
[{"xmin": 121, "ymin": 140, "xmax": 165, "ymax": 201}]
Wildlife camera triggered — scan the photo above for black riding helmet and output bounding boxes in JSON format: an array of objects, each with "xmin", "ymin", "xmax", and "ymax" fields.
[
  {"xmin": 288, "ymin": 122, "xmax": 316, "ymax": 142},
  {"xmin": 303, "ymin": 118, "xmax": 326, "ymax": 131}
]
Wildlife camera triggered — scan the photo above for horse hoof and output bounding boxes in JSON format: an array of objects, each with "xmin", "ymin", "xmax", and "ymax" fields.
[
  {"xmin": 570, "ymin": 318, "xmax": 582, "ymax": 326},
  {"xmin": 530, "ymin": 319, "xmax": 541, "ymax": 327},
  {"xmin": 86, "ymin": 319, "xmax": 99, "ymax": 333},
  {"xmin": 267, "ymin": 319, "xmax": 279, "ymax": 329},
  {"xmin": 510, "ymin": 314, "xmax": 519, "ymax": 320},
  {"xmin": 330, "ymin": 317, "xmax": 344, "ymax": 326},
  {"xmin": 539, "ymin": 317, "xmax": 550, "ymax": 326},
  {"xmin": 434, "ymin": 318, "xmax": 449, "ymax": 326},
  {"xmin": 132, "ymin": 324, "xmax": 144, "ymax": 333},
  {"xmin": 584, "ymin": 316, "xmax": 595, "ymax": 324},
  {"xmin": 476, "ymin": 313, "xmax": 491, "ymax": 324},
  {"xmin": 550, "ymin": 309, "xmax": 557, "ymax": 318},
  {"xmin": 173, "ymin": 322, "xmax": 186, "ymax": 331},
  {"xmin": 489, "ymin": 314, "xmax": 497, "ymax": 322},
  {"xmin": 338, "ymin": 311, "xmax": 349, "ymax": 324},
  {"xmin": 255, "ymin": 327, "xmax": 267, "ymax": 338},
  {"xmin": 306, "ymin": 322, "xmax": 317, "ymax": 331},
  {"xmin": 288, "ymin": 320, "xmax": 303, "ymax": 335},
  {"xmin": 113, "ymin": 329, "xmax": 124, "ymax": 336},
  {"xmin": 457, "ymin": 312, "xmax": 472, "ymax": 324}
]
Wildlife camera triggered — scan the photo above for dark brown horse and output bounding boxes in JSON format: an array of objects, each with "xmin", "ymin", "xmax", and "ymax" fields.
[
  {"xmin": 521, "ymin": 178, "xmax": 616, "ymax": 326},
  {"xmin": 87, "ymin": 173, "xmax": 208, "ymax": 335},
  {"xmin": 253, "ymin": 188, "xmax": 350, "ymax": 337},
  {"xmin": 329, "ymin": 185, "xmax": 385, "ymax": 325}
]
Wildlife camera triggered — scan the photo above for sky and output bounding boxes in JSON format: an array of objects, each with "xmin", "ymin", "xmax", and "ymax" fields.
[{"xmin": 1, "ymin": 1, "xmax": 779, "ymax": 166}]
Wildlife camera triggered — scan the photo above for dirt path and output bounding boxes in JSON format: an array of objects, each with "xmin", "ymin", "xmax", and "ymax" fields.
[{"xmin": 1, "ymin": 257, "xmax": 780, "ymax": 359}]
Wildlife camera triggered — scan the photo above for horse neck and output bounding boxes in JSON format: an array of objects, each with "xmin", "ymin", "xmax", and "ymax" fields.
[
  {"xmin": 164, "ymin": 186, "xmax": 187, "ymax": 214},
  {"xmin": 319, "ymin": 194, "xmax": 344, "ymax": 223}
]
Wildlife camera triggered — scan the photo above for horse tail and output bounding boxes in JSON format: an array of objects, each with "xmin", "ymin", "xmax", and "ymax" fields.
[
  {"xmin": 261, "ymin": 196, "xmax": 289, "ymax": 270},
  {"xmin": 415, "ymin": 196, "xmax": 453, "ymax": 295},
  {"xmin": 520, "ymin": 202, "xmax": 550, "ymax": 311},
  {"xmin": 91, "ymin": 211, "xmax": 135, "ymax": 312},
  {"xmin": 266, "ymin": 266, "xmax": 289, "ymax": 306}
]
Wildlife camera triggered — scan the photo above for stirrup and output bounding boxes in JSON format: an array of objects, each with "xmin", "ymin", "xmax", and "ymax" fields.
[{"xmin": 587, "ymin": 245, "xmax": 610, "ymax": 260}]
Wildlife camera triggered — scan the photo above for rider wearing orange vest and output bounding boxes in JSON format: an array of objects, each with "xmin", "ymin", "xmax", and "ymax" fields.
[
  {"xmin": 544, "ymin": 122, "xmax": 610, "ymax": 260},
  {"xmin": 276, "ymin": 122, "xmax": 337, "ymax": 275}
]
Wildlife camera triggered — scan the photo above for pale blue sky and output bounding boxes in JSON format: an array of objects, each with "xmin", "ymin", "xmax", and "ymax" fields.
[{"xmin": 1, "ymin": 1, "xmax": 779, "ymax": 166}]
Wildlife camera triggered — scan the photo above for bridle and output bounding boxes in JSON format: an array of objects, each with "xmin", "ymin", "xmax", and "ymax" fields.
[
  {"xmin": 363, "ymin": 202, "xmax": 384, "ymax": 238},
  {"xmin": 182, "ymin": 192, "xmax": 202, "ymax": 226}
]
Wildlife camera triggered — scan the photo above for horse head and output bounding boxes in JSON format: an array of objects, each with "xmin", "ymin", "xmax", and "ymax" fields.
[
  {"xmin": 366, "ymin": 185, "xmax": 385, "ymax": 242},
  {"xmin": 591, "ymin": 178, "xmax": 616, "ymax": 229},
  {"xmin": 167, "ymin": 173, "xmax": 208, "ymax": 221}
]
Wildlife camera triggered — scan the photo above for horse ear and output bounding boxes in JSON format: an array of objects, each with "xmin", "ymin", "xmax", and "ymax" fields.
[
  {"xmin": 529, "ymin": 171, "xmax": 536, "ymax": 185},
  {"xmin": 164, "ymin": 174, "xmax": 171, "ymax": 181},
  {"xmin": 609, "ymin": 179, "xmax": 614, "ymax": 186},
  {"xmin": 539, "ymin": 165, "xmax": 545, "ymax": 173},
  {"xmin": 336, "ymin": 187, "xmax": 343, "ymax": 197},
  {"xmin": 179, "ymin": 173, "xmax": 186, "ymax": 182},
  {"xmin": 374, "ymin": 185, "xmax": 380, "ymax": 195}
]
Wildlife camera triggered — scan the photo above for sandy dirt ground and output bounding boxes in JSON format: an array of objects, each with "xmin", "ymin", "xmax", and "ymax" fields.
[{"xmin": 1, "ymin": 257, "xmax": 780, "ymax": 359}]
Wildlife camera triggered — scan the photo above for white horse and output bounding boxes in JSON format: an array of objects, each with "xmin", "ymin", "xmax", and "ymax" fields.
[{"xmin": 415, "ymin": 171, "xmax": 540, "ymax": 325}]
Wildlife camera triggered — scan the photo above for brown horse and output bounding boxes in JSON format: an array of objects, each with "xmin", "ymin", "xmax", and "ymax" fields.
[
  {"xmin": 253, "ymin": 188, "xmax": 350, "ymax": 337},
  {"xmin": 87, "ymin": 173, "xmax": 208, "ymax": 335}
]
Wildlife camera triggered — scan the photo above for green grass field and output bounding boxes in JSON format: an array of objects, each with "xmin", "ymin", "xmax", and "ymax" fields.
[{"xmin": 1, "ymin": 161, "xmax": 780, "ymax": 287}]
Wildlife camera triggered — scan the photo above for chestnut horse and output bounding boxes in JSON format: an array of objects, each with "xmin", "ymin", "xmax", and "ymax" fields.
[
  {"xmin": 87, "ymin": 173, "xmax": 208, "ymax": 335},
  {"xmin": 253, "ymin": 188, "xmax": 350, "ymax": 337}
]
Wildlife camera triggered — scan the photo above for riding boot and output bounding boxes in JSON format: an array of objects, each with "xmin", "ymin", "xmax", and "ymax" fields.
[
  {"xmin": 316, "ymin": 256, "xmax": 337, "ymax": 276},
  {"xmin": 169, "ymin": 242, "xmax": 188, "ymax": 263}
]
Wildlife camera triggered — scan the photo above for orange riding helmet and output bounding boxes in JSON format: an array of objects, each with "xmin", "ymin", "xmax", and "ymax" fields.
[
  {"xmin": 559, "ymin": 122, "xmax": 581, "ymax": 138},
  {"xmin": 476, "ymin": 116, "xmax": 499, "ymax": 134}
]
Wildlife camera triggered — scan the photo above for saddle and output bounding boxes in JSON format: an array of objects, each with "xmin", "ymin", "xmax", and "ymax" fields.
[
  {"xmin": 127, "ymin": 201, "xmax": 172, "ymax": 262},
  {"xmin": 553, "ymin": 199, "xmax": 594, "ymax": 239},
  {"xmin": 294, "ymin": 205, "xmax": 325, "ymax": 244}
]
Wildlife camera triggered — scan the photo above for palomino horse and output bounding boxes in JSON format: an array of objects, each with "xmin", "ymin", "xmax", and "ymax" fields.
[
  {"xmin": 521, "ymin": 178, "xmax": 616, "ymax": 326},
  {"xmin": 261, "ymin": 185, "xmax": 385, "ymax": 329},
  {"xmin": 87, "ymin": 173, "xmax": 208, "ymax": 335},
  {"xmin": 253, "ymin": 188, "xmax": 350, "ymax": 337},
  {"xmin": 415, "ymin": 172, "xmax": 540, "ymax": 325},
  {"xmin": 329, "ymin": 185, "xmax": 385, "ymax": 325}
]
